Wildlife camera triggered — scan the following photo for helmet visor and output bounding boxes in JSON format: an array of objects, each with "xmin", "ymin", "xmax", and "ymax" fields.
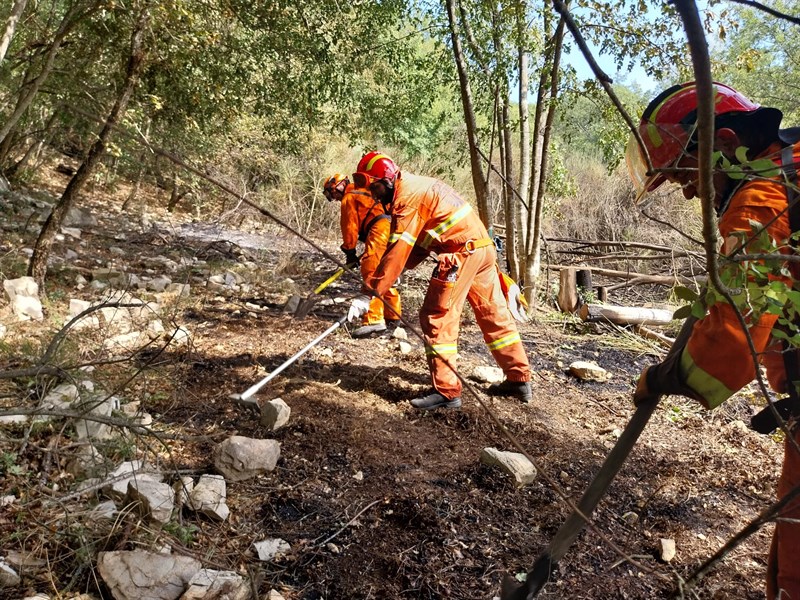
[{"xmin": 626, "ymin": 122, "xmax": 695, "ymax": 203}]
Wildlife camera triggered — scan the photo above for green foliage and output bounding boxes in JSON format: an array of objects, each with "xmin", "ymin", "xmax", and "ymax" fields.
[
  {"xmin": 713, "ymin": 0, "xmax": 800, "ymax": 124},
  {"xmin": 163, "ymin": 521, "xmax": 199, "ymax": 546},
  {"xmin": 0, "ymin": 451, "xmax": 26, "ymax": 476}
]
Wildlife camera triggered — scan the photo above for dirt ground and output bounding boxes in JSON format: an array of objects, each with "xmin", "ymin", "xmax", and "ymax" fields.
[{"xmin": 0, "ymin": 174, "xmax": 785, "ymax": 600}]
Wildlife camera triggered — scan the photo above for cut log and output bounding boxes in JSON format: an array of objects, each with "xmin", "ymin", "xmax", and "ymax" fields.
[
  {"xmin": 579, "ymin": 303, "xmax": 675, "ymax": 326},
  {"xmin": 550, "ymin": 264, "xmax": 694, "ymax": 286},
  {"xmin": 596, "ymin": 286, "xmax": 608, "ymax": 302},
  {"xmin": 635, "ymin": 325, "xmax": 676, "ymax": 347},
  {"xmin": 576, "ymin": 269, "xmax": 592, "ymax": 292},
  {"xmin": 558, "ymin": 268, "xmax": 579, "ymax": 313}
]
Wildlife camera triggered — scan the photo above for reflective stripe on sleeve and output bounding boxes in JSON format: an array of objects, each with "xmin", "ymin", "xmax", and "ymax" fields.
[
  {"xmin": 426, "ymin": 343, "xmax": 458, "ymax": 357},
  {"xmin": 389, "ymin": 231, "xmax": 417, "ymax": 246},
  {"xmin": 487, "ymin": 332, "xmax": 521, "ymax": 351},
  {"xmin": 679, "ymin": 347, "xmax": 735, "ymax": 409},
  {"xmin": 420, "ymin": 204, "xmax": 473, "ymax": 249}
]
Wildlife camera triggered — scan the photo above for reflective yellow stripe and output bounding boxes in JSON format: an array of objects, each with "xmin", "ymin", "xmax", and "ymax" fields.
[
  {"xmin": 426, "ymin": 343, "xmax": 458, "ymax": 356},
  {"xmin": 389, "ymin": 232, "xmax": 401, "ymax": 243},
  {"xmin": 679, "ymin": 348, "xmax": 734, "ymax": 409},
  {"xmin": 487, "ymin": 332, "xmax": 521, "ymax": 351},
  {"xmin": 420, "ymin": 204, "xmax": 473, "ymax": 249},
  {"xmin": 365, "ymin": 154, "xmax": 391, "ymax": 171}
]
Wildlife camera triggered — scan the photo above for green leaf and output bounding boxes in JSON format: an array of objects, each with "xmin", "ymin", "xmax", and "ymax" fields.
[
  {"xmin": 673, "ymin": 305, "xmax": 692, "ymax": 320},
  {"xmin": 691, "ymin": 302, "xmax": 707, "ymax": 319},
  {"xmin": 673, "ymin": 286, "xmax": 698, "ymax": 302},
  {"xmin": 735, "ymin": 145, "xmax": 750, "ymax": 163}
]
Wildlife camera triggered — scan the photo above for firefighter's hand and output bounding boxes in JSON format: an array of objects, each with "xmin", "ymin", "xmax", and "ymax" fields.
[
  {"xmin": 348, "ymin": 295, "xmax": 371, "ymax": 322},
  {"xmin": 633, "ymin": 366, "xmax": 656, "ymax": 406},
  {"xmin": 342, "ymin": 248, "xmax": 359, "ymax": 266}
]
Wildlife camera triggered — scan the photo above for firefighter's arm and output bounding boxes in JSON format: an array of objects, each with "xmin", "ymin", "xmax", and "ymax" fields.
[
  {"xmin": 365, "ymin": 202, "xmax": 424, "ymax": 297},
  {"xmin": 340, "ymin": 194, "xmax": 359, "ymax": 252}
]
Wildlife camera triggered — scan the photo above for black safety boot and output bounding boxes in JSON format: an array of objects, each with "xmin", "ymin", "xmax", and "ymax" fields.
[
  {"xmin": 410, "ymin": 392, "xmax": 462, "ymax": 410},
  {"xmin": 487, "ymin": 380, "xmax": 532, "ymax": 403}
]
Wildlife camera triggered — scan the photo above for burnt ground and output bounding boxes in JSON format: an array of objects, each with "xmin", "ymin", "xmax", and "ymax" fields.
[{"xmin": 0, "ymin": 175, "xmax": 784, "ymax": 600}]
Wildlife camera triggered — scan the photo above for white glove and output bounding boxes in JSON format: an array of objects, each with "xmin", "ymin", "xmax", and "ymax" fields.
[
  {"xmin": 348, "ymin": 295, "xmax": 371, "ymax": 322},
  {"xmin": 507, "ymin": 284, "xmax": 529, "ymax": 323}
]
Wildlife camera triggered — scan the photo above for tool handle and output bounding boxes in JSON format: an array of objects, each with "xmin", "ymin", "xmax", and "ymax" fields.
[{"xmin": 239, "ymin": 315, "xmax": 347, "ymax": 401}]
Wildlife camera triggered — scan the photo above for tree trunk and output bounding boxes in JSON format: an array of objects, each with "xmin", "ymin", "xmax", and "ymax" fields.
[
  {"xmin": 445, "ymin": 0, "xmax": 489, "ymax": 226},
  {"xmin": 0, "ymin": 2, "xmax": 91, "ymax": 150},
  {"xmin": 8, "ymin": 109, "xmax": 59, "ymax": 178},
  {"xmin": 516, "ymin": 1, "xmax": 531, "ymax": 224},
  {"xmin": 0, "ymin": 0, "xmax": 29, "ymax": 67},
  {"xmin": 525, "ymin": 15, "xmax": 566, "ymax": 305},
  {"xmin": 28, "ymin": 7, "xmax": 150, "ymax": 287}
]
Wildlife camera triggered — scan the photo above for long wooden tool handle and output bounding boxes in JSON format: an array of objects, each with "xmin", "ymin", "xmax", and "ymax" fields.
[{"xmin": 501, "ymin": 315, "xmax": 698, "ymax": 600}]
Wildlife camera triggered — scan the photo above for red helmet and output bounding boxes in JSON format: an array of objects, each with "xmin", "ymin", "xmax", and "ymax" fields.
[
  {"xmin": 626, "ymin": 82, "xmax": 763, "ymax": 201},
  {"xmin": 354, "ymin": 152, "xmax": 398, "ymax": 183},
  {"xmin": 322, "ymin": 173, "xmax": 349, "ymax": 201}
]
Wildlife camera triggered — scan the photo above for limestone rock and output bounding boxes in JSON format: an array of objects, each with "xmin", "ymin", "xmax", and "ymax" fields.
[
  {"xmin": 97, "ymin": 550, "xmax": 201, "ymax": 600},
  {"xmin": 3, "ymin": 276, "xmax": 43, "ymax": 321},
  {"xmin": 73, "ymin": 394, "xmax": 120, "ymax": 440},
  {"xmin": 398, "ymin": 341, "xmax": 413, "ymax": 355},
  {"xmin": 102, "ymin": 460, "xmax": 163, "ymax": 501},
  {"xmin": 64, "ymin": 207, "xmax": 97, "ymax": 228},
  {"xmin": 165, "ymin": 283, "xmax": 190, "ymax": 298},
  {"xmin": 125, "ymin": 478, "xmax": 175, "ymax": 524},
  {"xmin": 147, "ymin": 277, "xmax": 172, "ymax": 293},
  {"xmin": 179, "ymin": 569, "xmax": 249, "ymax": 600},
  {"xmin": 471, "ymin": 366, "xmax": 504, "ymax": 384},
  {"xmin": 480, "ymin": 447, "xmax": 537, "ymax": 487},
  {"xmin": 168, "ymin": 326, "xmax": 191, "ymax": 346},
  {"xmin": 253, "ymin": 539, "xmax": 290, "ymax": 562},
  {"xmin": 213, "ymin": 436, "xmax": 280, "ymax": 482},
  {"xmin": 260, "ymin": 398, "xmax": 290, "ymax": 431},
  {"xmin": 283, "ymin": 295, "xmax": 301, "ymax": 314},
  {"xmin": 99, "ymin": 306, "xmax": 132, "ymax": 334},
  {"xmin": 0, "ymin": 558, "xmax": 21, "ymax": 587},
  {"xmin": 0, "ymin": 323, "xmax": 6, "ymax": 339},
  {"xmin": 267, "ymin": 591, "xmax": 286, "ymax": 600},
  {"xmin": 568, "ymin": 361, "xmax": 612, "ymax": 382},
  {"xmin": 188, "ymin": 475, "xmax": 229, "ymax": 521},
  {"xmin": 660, "ymin": 538, "xmax": 676, "ymax": 562},
  {"xmin": 392, "ymin": 327, "xmax": 407, "ymax": 340}
]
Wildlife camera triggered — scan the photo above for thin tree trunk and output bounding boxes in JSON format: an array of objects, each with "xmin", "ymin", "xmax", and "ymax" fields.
[
  {"xmin": 28, "ymin": 6, "xmax": 150, "ymax": 287},
  {"xmin": 7, "ymin": 108, "xmax": 58, "ymax": 178},
  {"xmin": 0, "ymin": 0, "xmax": 29, "ymax": 67},
  {"xmin": 0, "ymin": 2, "xmax": 90, "ymax": 149},
  {"xmin": 498, "ymin": 90, "xmax": 520, "ymax": 281},
  {"xmin": 516, "ymin": 1, "xmax": 531, "ymax": 219},
  {"xmin": 445, "ymin": 0, "xmax": 490, "ymax": 226}
]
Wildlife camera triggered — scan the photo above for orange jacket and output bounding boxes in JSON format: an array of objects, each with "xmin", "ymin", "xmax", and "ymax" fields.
[
  {"xmin": 340, "ymin": 183, "xmax": 384, "ymax": 252},
  {"xmin": 367, "ymin": 172, "xmax": 492, "ymax": 298},
  {"xmin": 658, "ymin": 141, "xmax": 800, "ymax": 408}
]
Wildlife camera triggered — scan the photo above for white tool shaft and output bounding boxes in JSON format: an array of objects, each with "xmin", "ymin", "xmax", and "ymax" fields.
[{"xmin": 239, "ymin": 317, "xmax": 346, "ymax": 401}]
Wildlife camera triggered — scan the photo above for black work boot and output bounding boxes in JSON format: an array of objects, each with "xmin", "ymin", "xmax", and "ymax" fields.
[
  {"xmin": 410, "ymin": 392, "xmax": 462, "ymax": 410},
  {"xmin": 487, "ymin": 380, "xmax": 532, "ymax": 404}
]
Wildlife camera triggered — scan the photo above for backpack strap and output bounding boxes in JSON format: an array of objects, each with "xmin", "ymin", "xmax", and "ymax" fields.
[{"xmin": 358, "ymin": 200, "xmax": 390, "ymax": 242}]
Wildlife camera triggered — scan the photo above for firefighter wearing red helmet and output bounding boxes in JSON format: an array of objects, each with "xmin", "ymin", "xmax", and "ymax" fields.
[
  {"xmin": 626, "ymin": 81, "xmax": 800, "ymax": 598},
  {"xmin": 323, "ymin": 169, "xmax": 401, "ymax": 337},
  {"xmin": 349, "ymin": 153, "xmax": 532, "ymax": 409}
]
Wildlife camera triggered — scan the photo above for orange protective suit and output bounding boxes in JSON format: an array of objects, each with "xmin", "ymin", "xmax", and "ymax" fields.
[
  {"xmin": 367, "ymin": 172, "xmax": 531, "ymax": 399},
  {"xmin": 340, "ymin": 183, "xmax": 401, "ymax": 326},
  {"xmin": 645, "ymin": 141, "xmax": 800, "ymax": 599}
]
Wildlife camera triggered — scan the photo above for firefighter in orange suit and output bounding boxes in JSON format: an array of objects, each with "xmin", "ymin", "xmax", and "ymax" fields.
[
  {"xmin": 323, "ymin": 172, "xmax": 402, "ymax": 337},
  {"xmin": 626, "ymin": 82, "xmax": 800, "ymax": 599},
  {"xmin": 347, "ymin": 153, "xmax": 532, "ymax": 410}
]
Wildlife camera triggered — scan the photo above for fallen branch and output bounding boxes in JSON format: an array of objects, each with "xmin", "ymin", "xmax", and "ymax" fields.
[
  {"xmin": 579, "ymin": 303, "xmax": 675, "ymax": 326},
  {"xmin": 550, "ymin": 264, "xmax": 693, "ymax": 286},
  {"xmin": 635, "ymin": 325, "xmax": 676, "ymax": 347}
]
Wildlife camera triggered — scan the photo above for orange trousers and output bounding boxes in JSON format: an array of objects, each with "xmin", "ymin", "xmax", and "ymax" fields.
[
  {"xmin": 767, "ymin": 426, "xmax": 800, "ymax": 599},
  {"xmin": 361, "ymin": 218, "xmax": 401, "ymax": 326},
  {"xmin": 419, "ymin": 245, "xmax": 530, "ymax": 399}
]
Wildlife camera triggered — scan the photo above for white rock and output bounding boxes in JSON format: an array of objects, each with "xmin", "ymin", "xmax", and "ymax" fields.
[
  {"xmin": 88, "ymin": 500, "xmax": 118, "ymax": 521},
  {"xmin": 61, "ymin": 226, "xmax": 82, "ymax": 239},
  {"xmin": 125, "ymin": 478, "xmax": 175, "ymax": 524},
  {"xmin": 260, "ymin": 398, "xmax": 291, "ymax": 431},
  {"xmin": 11, "ymin": 295, "xmax": 44, "ymax": 321},
  {"xmin": 188, "ymin": 475, "xmax": 229, "ymax": 521},
  {"xmin": 41, "ymin": 383, "xmax": 80, "ymax": 410},
  {"xmin": 398, "ymin": 341, "xmax": 413, "ymax": 354},
  {"xmin": 253, "ymin": 538, "xmax": 290, "ymax": 562},
  {"xmin": 568, "ymin": 361, "xmax": 612, "ymax": 382},
  {"xmin": 267, "ymin": 591, "xmax": 286, "ymax": 600},
  {"xmin": 64, "ymin": 249, "xmax": 79, "ymax": 261},
  {"xmin": 660, "ymin": 538, "xmax": 676, "ymax": 562},
  {"xmin": 69, "ymin": 298, "xmax": 92, "ymax": 317},
  {"xmin": 3, "ymin": 275, "xmax": 38, "ymax": 298},
  {"xmin": 0, "ymin": 323, "xmax": 6, "ymax": 339},
  {"xmin": 64, "ymin": 207, "xmax": 97, "ymax": 227},
  {"xmin": 166, "ymin": 283, "xmax": 190, "ymax": 298},
  {"xmin": 392, "ymin": 327, "xmax": 408, "ymax": 340},
  {"xmin": 180, "ymin": 568, "xmax": 249, "ymax": 600},
  {"xmin": 471, "ymin": 365, "xmax": 505, "ymax": 384},
  {"xmin": 480, "ymin": 447, "xmax": 537, "ymax": 487},
  {"xmin": 213, "ymin": 436, "xmax": 281, "ymax": 482},
  {"xmin": 97, "ymin": 551, "xmax": 201, "ymax": 600},
  {"xmin": 102, "ymin": 460, "xmax": 163, "ymax": 501},
  {"xmin": 168, "ymin": 326, "xmax": 191, "ymax": 346},
  {"xmin": 98, "ymin": 306, "xmax": 132, "ymax": 333},
  {"xmin": 0, "ymin": 558, "xmax": 20, "ymax": 587},
  {"xmin": 147, "ymin": 277, "xmax": 172, "ymax": 293}
]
